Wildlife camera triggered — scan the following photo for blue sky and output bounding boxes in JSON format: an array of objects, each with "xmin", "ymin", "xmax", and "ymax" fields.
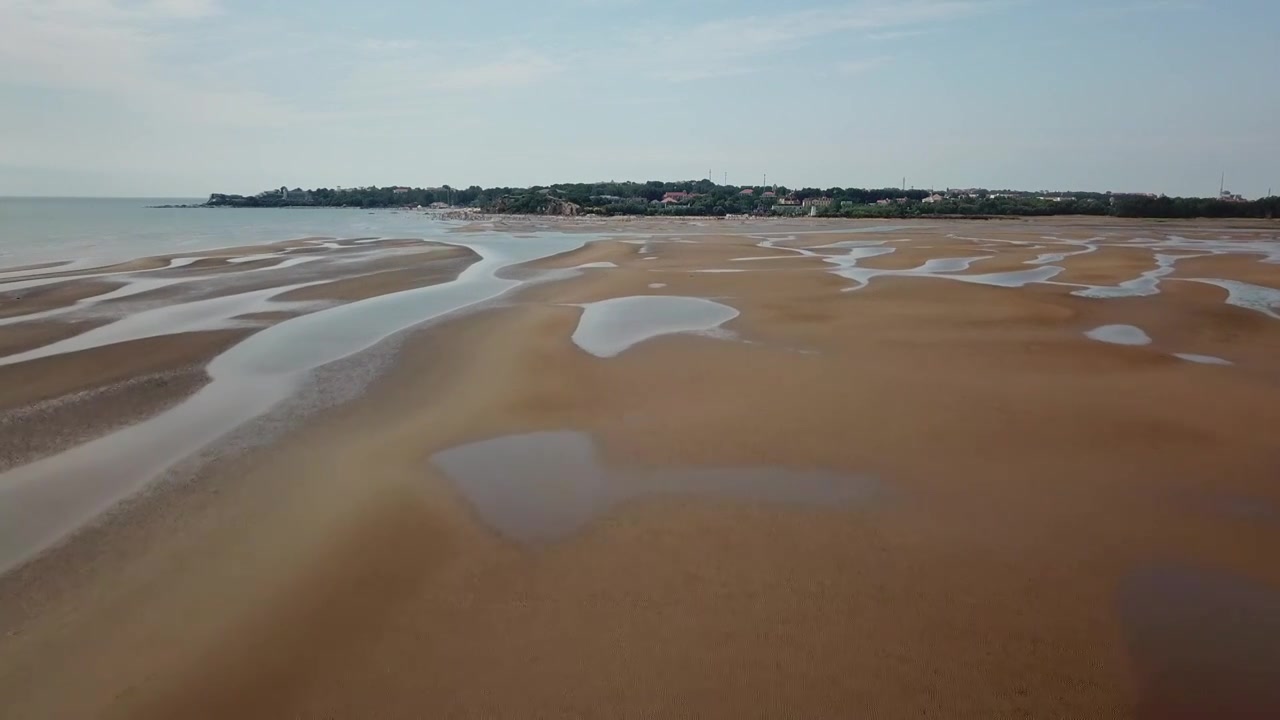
[{"xmin": 1, "ymin": 0, "xmax": 1275, "ymax": 197}]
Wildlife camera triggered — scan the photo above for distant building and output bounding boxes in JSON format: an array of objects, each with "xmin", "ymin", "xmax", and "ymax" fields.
[
  {"xmin": 921, "ymin": 193, "xmax": 944, "ymax": 204},
  {"xmin": 662, "ymin": 191, "xmax": 691, "ymax": 203},
  {"xmin": 738, "ymin": 188, "xmax": 755, "ymax": 196},
  {"xmin": 280, "ymin": 186, "xmax": 311, "ymax": 204},
  {"xmin": 801, "ymin": 197, "xmax": 833, "ymax": 208},
  {"xmin": 762, "ymin": 191, "xmax": 776, "ymax": 198},
  {"xmin": 392, "ymin": 187, "xmax": 411, "ymax": 194}
]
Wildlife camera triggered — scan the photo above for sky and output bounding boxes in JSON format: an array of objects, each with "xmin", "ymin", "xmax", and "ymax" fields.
[{"xmin": 0, "ymin": 0, "xmax": 1276, "ymax": 198}]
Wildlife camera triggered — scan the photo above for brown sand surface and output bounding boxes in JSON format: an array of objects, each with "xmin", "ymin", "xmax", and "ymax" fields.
[
  {"xmin": 1047, "ymin": 247, "xmax": 1162, "ymax": 285},
  {"xmin": 1, "ymin": 218, "xmax": 1279, "ymax": 719},
  {"xmin": 0, "ymin": 279, "xmax": 121, "ymax": 318},
  {"xmin": 0, "ymin": 369, "xmax": 207, "ymax": 472},
  {"xmin": 274, "ymin": 248, "xmax": 475, "ymax": 302},
  {"xmin": 172, "ymin": 256, "xmax": 293, "ymax": 273},
  {"xmin": 0, "ymin": 329, "xmax": 251, "ymax": 410},
  {"xmin": 0, "ymin": 235, "xmax": 405, "ymax": 288},
  {"xmin": 0, "ymin": 318, "xmax": 111, "ymax": 357},
  {"xmin": 231, "ymin": 311, "xmax": 302, "ymax": 323},
  {"xmin": 101, "ymin": 244, "xmax": 472, "ymax": 307},
  {"xmin": 0, "ymin": 260, "xmax": 73, "ymax": 274},
  {"xmin": 1173, "ymin": 254, "xmax": 1280, "ymax": 289},
  {"xmin": 0, "ymin": 240, "xmax": 479, "ymax": 471},
  {"xmin": 523, "ymin": 239, "xmax": 636, "ymax": 268},
  {"xmin": 849, "ymin": 245, "xmax": 965, "ymax": 270}
]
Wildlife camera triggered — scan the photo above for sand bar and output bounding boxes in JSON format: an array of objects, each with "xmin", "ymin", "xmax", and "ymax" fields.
[{"xmin": 0, "ymin": 217, "xmax": 1278, "ymax": 718}]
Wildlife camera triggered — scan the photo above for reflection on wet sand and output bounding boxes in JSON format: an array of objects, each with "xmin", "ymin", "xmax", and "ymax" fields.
[
  {"xmin": 0, "ymin": 233, "xmax": 587, "ymax": 572},
  {"xmin": 432, "ymin": 430, "xmax": 883, "ymax": 542},
  {"xmin": 1, "ymin": 217, "xmax": 1279, "ymax": 719},
  {"xmin": 1120, "ymin": 565, "xmax": 1280, "ymax": 719}
]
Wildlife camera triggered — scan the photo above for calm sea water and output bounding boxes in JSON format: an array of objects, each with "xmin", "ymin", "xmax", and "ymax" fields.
[{"xmin": 0, "ymin": 197, "xmax": 454, "ymax": 268}]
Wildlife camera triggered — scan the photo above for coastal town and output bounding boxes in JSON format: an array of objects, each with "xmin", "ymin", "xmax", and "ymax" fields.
[{"xmin": 200, "ymin": 180, "xmax": 1277, "ymax": 220}]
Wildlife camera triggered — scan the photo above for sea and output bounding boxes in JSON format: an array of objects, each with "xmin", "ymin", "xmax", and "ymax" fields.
[{"xmin": 0, "ymin": 197, "xmax": 455, "ymax": 269}]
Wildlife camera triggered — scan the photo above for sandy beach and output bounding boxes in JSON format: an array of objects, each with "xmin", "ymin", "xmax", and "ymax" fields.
[{"xmin": 1, "ymin": 217, "xmax": 1278, "ymax": 718}]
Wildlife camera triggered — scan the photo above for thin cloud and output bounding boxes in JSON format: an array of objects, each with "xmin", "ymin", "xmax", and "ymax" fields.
[
  {"xmin": 147, "ymin": 0, "xmax": 221, "ymax": 19},
  {"xmin": 362, "ymin": 38, "xmax": 418, "ymax": 53},
  {"xmin": 0, "ymin": 0, "xmax": 297, "ymax": 126},
  {"xmin": 838, "ymin": 56, "xmax": 892, "ymax": 75},
  {"xmin": 423, "ymin": 54, "xmax": 562, "ymax": 91},
  {"xmin": 866, "ymin": 29, "xmax": 933, "ymax": 41},
  {"xmin": 618, "ymin": 0, "xmax": 988, "ymax": 81},
  {"xmin": 1088, "ymin": 0, "xmax": 1201, "ymax": 16}
]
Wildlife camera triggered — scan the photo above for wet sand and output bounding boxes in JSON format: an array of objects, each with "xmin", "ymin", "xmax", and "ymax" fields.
[{"xmin": 1, "ymin": 218, "xmax": 1279, "ymax": 718}]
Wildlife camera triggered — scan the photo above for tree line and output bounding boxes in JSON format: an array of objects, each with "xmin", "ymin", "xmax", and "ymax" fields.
[{"xmin": 203, "ymin": 182, "xmax": 1279, "ymax": 220}]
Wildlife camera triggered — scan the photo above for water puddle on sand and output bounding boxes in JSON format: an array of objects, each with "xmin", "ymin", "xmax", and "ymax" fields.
[
  {"xmin": 0, "ymin": 254, "xmax": 329, "ymax": 331},
  {"xmin": 431, "ymin": 430, "xmax": 882, "ymax": 543},
  {"xmin": 753, "ymin": 236, "xmax": 1066, "ymax": 291},
  {"xmin": 571, "ymin": 296, "xmax": 739, "ymax": 358},
  {"xmin": 1185, "ymin": 278, "xmax": 1280, "ymax": 320},
  {"xmin": 1085, "ymin": 324, "xmax": 1152, "ymax": 346},
  {"xmin": 1174, "ymin": 352, "xmax": 1232, "ymax": 366},
  {"xmin": 0, "ymin": 232, "xmax": 592, "ymax": 573},
  {"xmin": 1119, "ymin": 565, "xmax": 1280, "ymax": 718},
  {"xmin": 1207, "ymin": 494, "xmax": 1280, "ymax": 525},
  {"xmin": 0, "ymin": 282, "xmax": 328, "ymax": 366},
  {"xmin": 1065, "ymin": 253, "xmax": 1181, "ymax": 299}
]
